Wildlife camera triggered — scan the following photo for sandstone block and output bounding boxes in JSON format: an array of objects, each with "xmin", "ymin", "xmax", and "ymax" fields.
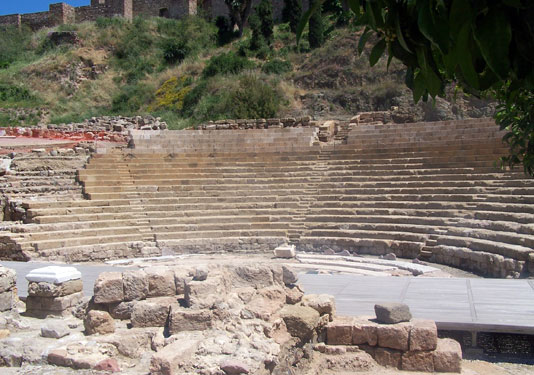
[
  {"xmin": 146, "ymin": 267, "xmax": 176, "ymax": 297},
  {"xmin": 220, "ymin": 359, "xmax": 250, "ymax": 374},
  {"xmin": 285, "ymin": 285, "xmax": 304, "ymax": 304},
  {"xmin": 28, "ymin": 279, "xmax": 83, "ymax": 297},
  {"xmin": 131, "ymin": 298, "xmax": 173, "ymax": 328},
  {"xmin": 280, "ymin": 305, "xmax": 320, "ymax": 342},
  {"xmin": 26, "ymin": 291, "xmax": 83, "ymax": 312},
  {"xmin": 149, "ymin": 337, "xmax": 200, "ymax": 375},
  {"xmin": 352, "ymin": 318, "xmax": 378, "ymax": 346},
  {"xmin": 274, "ymin": 244, "xmax": 296, "ymax": 258},
  {"xmin": 185, "ymin": 277, "xmax": 225, "ymax": 308},
  {"xmin": 282, "ymin": 265, "xmax": 298, "ymax": 285},
  {"xmin": 375, "ymin": 303, "xmax": 412, "ymax": 324},
  {"xmin": 302, "ymin": 294, "xmax": 335, "ymax": 317},
  {"xmin": 410, "ymin": 319, "xmax": 438, "ymax": 351},
  {"xmin": 173, "ymin": 270, "xmax": 189, "ymax": 295},
  {"xmin": 233, "ymin": 266, "xmax": 273, "ymax": 288},
  {"xmin": 326, "ymin": 317, "xmax": 353, "ymax": 345},
  {"xmin": 94, "ymin": 358, "xmax": 120, "ymax": 372},
  {"xmin": 376, "ymin": 322, "xmax": 411, "ymax": 351},
  {"xmin": 168, "ymin": 306, "xmax": 213, "ymax": 335},
  {"xmin": 94, "ymin": 272, "xmax": 123, "ymax": 304},
  {"xmin": 402, "ymin": 350, "xmax": 434, "ymax": 372},
  {"xmin": 84, "ymin": 310, "xmax": 115, "ymax": 335},
  {"xmin": 108, "ymin": 301, "xmax": 136, "ymax": 320},
  {"xmin": 374, "ymin": 348, "xmax": 401, "ymax": 369},
  {"xmin": 0, "ymin": 266, "xmax": 16, "ymax": 293},
  {"xmin": 122, "ymin": 270, "xmax": 148, "ymax": 301},
  {"xmin": 433, "ymin": 338, "xmax": 462, "ymax": 373}
]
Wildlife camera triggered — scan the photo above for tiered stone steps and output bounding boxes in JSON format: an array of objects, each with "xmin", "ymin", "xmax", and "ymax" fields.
[{"xmin": 2, "ymin": 119, "xmax": 534, "ymax": 278}]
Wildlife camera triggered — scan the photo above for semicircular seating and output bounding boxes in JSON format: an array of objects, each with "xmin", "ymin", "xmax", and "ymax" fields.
[{"xmin": 3, "ymin": 119, "xmax": 534, "ymax": 278}]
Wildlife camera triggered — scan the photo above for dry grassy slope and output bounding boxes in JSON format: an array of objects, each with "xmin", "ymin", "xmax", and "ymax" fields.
[
  {"xmin": 288, "ymin": 30, "xmax": 495, "ymax": 122},
  {"xmin": 0, "ymin": 20, "xmax": 495, "ymax": 127}
]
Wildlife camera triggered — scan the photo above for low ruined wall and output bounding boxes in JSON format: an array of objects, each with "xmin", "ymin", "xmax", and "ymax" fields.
[
  {"xmin": 196, "ymin": 116, "xmax": 313, "ymax": 130},
  {"xmin": 0, "ymin": 14, "xmax": 21, "ymax": 28}
]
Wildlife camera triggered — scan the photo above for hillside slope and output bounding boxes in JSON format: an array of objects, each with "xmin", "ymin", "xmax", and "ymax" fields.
[{"xmin": 0, "ymin": 16, "xmax": 494, "ymax": 129}]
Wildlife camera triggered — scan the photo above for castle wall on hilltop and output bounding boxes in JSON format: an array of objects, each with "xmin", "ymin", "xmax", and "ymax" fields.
[{"xmin": 0, "ymin": 0, "xmax": 305, "ymax": 30}]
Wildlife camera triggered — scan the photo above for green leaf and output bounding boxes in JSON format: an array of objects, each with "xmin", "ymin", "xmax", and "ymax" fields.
[
  {"xmin": 346, "ymin": 0, "xmax": 361, "ymax": 16},
  {"xmin": 455, "ymin": 24, "xmax": 479, "ymax": 89},
  {"xmin": 473, "ymin": 7, "xmax": 512, "ymax": 80},
  {"xmin": 449, "ymin": 0, "xmax": 472, "ymax": 35},
  {"xmin": 358, "ymin": 27, "xmax": 372, "ymax": 55},
  {"xmin": 418, "ymin": 2, "xmax": 449, "ymax": 53},
  {"xmin": 395, "ymin": 12, "xmax": 412, "ymax": 53},
  {"xmin": 413, "ymin": 70, "xmax": 426, "ymax": 103},
  {"xmin": 296, "ymin": 0, "xmax": 325, "ymax": 46},
  {"xmin": 369, "ymin": 38, "xmax": 386, "ymax": 67}
]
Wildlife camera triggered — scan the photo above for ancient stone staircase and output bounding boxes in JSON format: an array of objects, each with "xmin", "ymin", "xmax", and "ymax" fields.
[{"xmin": 2, "ymin": 120, "xmax": 534, "ymax": 278}]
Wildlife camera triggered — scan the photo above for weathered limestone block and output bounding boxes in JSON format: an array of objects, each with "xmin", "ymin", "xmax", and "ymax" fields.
[
  {"xmin": 375, "ymin": 303, "xmax": 412, "ymax": 324},
  {"xmin": 173, "ymin": 269, "xmax": 190, "ymax": 295},
  {"xmin": 282, "ymin": 266, "xmax": 298, "ymax": 285},
  {"xmin": 185, "ymin": 276, "xmax": 226, "ymax": 308},
  {"xmin": 274, "ymin": 244, "xmax": 296, "ymax": 258},
  {"xmin": 145, "ymin": 267, "xmax": 176, "ymax": 297},
  {"xmin": 26, "ymin": 266, "xmax": 81, "ymax": 284},
  {"xmin": 409, "ymin": 319, "xmax": 438, "ymax": 351},
  {"xmin": 233, "ymin": 266, "xmax": 274, "ymax": 288},
  {"xmin": 246, "ymin": 285, "xmax": 287, "ymax": 320},
  {"xmin": 28, "ymin": 279, "xmax": 83, "ymax": 297},
  {"xmin": 122, "ymin": 270, "xmax": 148, "ymax": 301},
  {"xmin": 352, "ymin": 318, "xmax": 378, "ymax": 346},
  {"xmin": 0, "ymin": 290, "xmax": 16, "ymax": 312},
  {"xmin": 108, "ymin": 301, "xmax": 136, "ymax": 320},
  {"xmin": 280, "ymin": 305, "xmax": 320, "ymax": 342},
  {"xmin": 0, "ymin": 266, "xmax": 16, "ymax": 293},
  {"xmin": 168, "ymin": 306, "xmax": 213, "ymax": 335},
  {"xmin": 130, "ymin": 298, "xmax": 174, "ymax": 328},
  {"xmin": 41, "ymin": 321, "xmax": 70, "ymax": 339},
  {"xmin": 376, "ymin": 322, "xmax": 411, "ymax": 351},
  {"xmin": 326, "ymin": 317, "xmax": 353, "ymax": 345},
  {"xmin": 301, "ymin": 294, "xmax": 335, "ymax": 318},
  {"xmin": 26, "ymin": 292, "xmax": 84, "ymax": 313},
  {"xmin": 374, "ymin": 348, "xmax": 401, "ymax": 369},
  {"xmin": 402, "ymin": 350, "xmax": 434, "ymax": 372},
  {"xmin": 285, "ymin": 286, "xmax": 304, "ymax": 304},
  {"xmin": 84, "ymin": 310, "xmax": 115, "ymax": 335},
  {"xmin": 433, "ymin": 338, "xmax": 462, "ymax": 373},
  {"xmin": 220, "ymin": 359, "xmax": 250, "ymax": 374},
  {"xmin": 93, "ymin": 272, "xmax": 123, "ymax": 304},
  {"xmin": 149, "ymin": 336, "xmax": 201, "ymax": 375}
]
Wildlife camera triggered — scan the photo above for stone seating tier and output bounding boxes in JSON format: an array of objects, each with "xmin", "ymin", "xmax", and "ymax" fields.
[{"xmin": 2, "ymin": 119, "xmax": 534, "ymax": 278}]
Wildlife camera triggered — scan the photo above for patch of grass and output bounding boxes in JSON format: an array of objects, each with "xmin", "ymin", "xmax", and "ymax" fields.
[
  {"xmin": 202, "ymin": 52, "xmax": 254, "ymax": 78},
  {"xmin": 111, "ymin": 82, "xmax": 155, "ymax": 114},
  {"xmin": 262, "ymin": 58, "xmax": 292, "ymax": 75}
]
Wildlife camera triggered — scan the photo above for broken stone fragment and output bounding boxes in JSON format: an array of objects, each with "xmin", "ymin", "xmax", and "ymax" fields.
[
  {"xmin": 282, "ymin": 266, "xmax": 298, "ymax": 285},
  {"xmin": 94, "ymin": 358, "xmax": 120, "ymax": 373},
  {"xmin": 280, "ymin": 305, "xmax": 320, "ymax": 343},
  {"xmin": 301, "ymin": 294, "xmax": 336, "ymax": 318},
  {"xmin": 220, "ymin": 359, "xmax": 250, "ymax": 374},
  {"xmin": 84, "ymin": 310, "xmax": 115, "ymax": 335},
  {"xmin": 130, "ymin": 297, "xmax": 174, "ymax": 328},
  {"xmin": 285, "ymin": 285, "xmax": 304, "ymax": 304},
  {"xmin": 149, "ymin": 335, "xmax": 201, "ymax": 375},
  {"xmin": 374, "ymin": 302, "xmax": 412, "ymax": 324},
  {"xmin": 41, "ymin": 321, "xmax": 70, "ymax": 339}
]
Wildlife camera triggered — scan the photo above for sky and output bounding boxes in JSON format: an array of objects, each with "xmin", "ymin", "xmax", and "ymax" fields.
[{"xmin": 0, "ymin": 1, "xmax": 90, "ymax": 16}]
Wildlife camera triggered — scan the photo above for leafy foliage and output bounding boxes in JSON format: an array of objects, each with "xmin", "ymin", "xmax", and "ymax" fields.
[
  {"xmin": 248, "ymin": 13, "xmax": 266, "ymax": 51},
  {"xmin": 202, "ymin": 52, "xmax": 254, "ymax": 78},
  {"xmin": 298, "ymin": 0, "xmax": 534, "ymax": 174},
  {"xmin": 262, "ymin": 59, "xmax": 292, "ymax": 75},
  {"xmin": 224, "ymin": 0, "xmax": 254, "ymax": 37},
  {"xmin": 0, "ymin": 26, "xmax": 33, "ymax": 69},
  {"xmin": 309, "ymin": 0, "xmax": 325, "ymax": 49},
  {"xmin": 257, "ymin": 0, "xmax": 274, "ymax": 45},
  {"xmin": 215, "ymin": 16, "xmax": 236, "ymax": 45},
  {"xmin": 282, "ymin": 0, "xmax": 303, "ymax": 33},
  {"xmin": 0, "ymin": 84, "xmax": 35, "ymax": 103},
  {"xmin": 149, "ymin": 76, "xmax": 193, "ymax": 112}
]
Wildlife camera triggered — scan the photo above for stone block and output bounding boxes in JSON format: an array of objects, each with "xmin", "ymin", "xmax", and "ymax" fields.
[
  {"xmin": 168, "ymin": 306, "xmax": 213, "ymax": 335},
  {"xmin": 301, "ymin": 294, "xmax": 335, "ymax": 317},
  {"xmin": 26, "ymin": 266, "xmax": 81, "ymax": 284},
  {"xmin": 149, "ymin": 337, "xmax": 201, "ymax": 375},
  {"xmin": 130, "ymin": 298, "xmax": 174, "ymax": 328},
  {"xmin": 84, "ymin": 310, "xmax": 115, "ymax": 335},
  {"xmin": 402, "ymin": 350, "xmax": 434, "ymax": 372},
  {"xmin": 185, "ymin": 276, "xmax": 225, "ymax": 308},
  {"xmin": 376, "ymin": 322, "xmax": 411, "ymax": 351},
  {"xmin": 326, "ymin": 317, "xmax": 353, "ymax": 345},
  {"xmin": 374, "ymin": 348, "xmax": 401, "ymax": 369},
  {"xmin": 26, "ymin": 291, "xmax": 84, "ymax": 312},
  {"xmin": 0, "ymin": 266, "xmax": 16, "ymax": 293},
  {"xmin": 352, "ymin": 318, "xmax": 378, "ymax": 346},
  {"xmin": 41, "ymin": 321, "xmax": 70, "ymax": 338},
  {"xmin": 409, "ymin": 319, "xmax": 438, "ymax": 351},
  {"xmin": 108, "ymin": 301, "xmax": 135, "ymax": 320},
  {"xmin": 0, "ymin": 290, "xmax": 14, "ymax": 312},
  {"xmin": 94, "ymin": 272, "xmax": 123, "ymax": 304},
  {"xmin": 233, "ymin": 266, "xmax": 273, "ymax": 288},
  {"xmin": 375, "ymin": 302, "xmax": 412, "ymax": 324},
  {"xmin": 28, "ymin": 279, "xmax": 83, "ymax": 297},
  {"xmin": 282, "ymin": 265, "xmax": 298, "ymax": 285},
  {"xmin": 274, "ymin": 244, "xmax": 296, "ymax": 258},
  {"xmin": 285, "ymin": 285, "xmax": 304, "ymax": 304},
  {"xmin": 433, "ymin": 338, "xmax": 462, "ymax": 373},
  {"xmin": 280, "ymin": 305, "xmax": 320, "ymax": 343},
  {"xmin": 173, "ymin": 269, "xmax": 189, "ymax": 295},
  {"xmin": 145, "ymin": 267, "xmax": 176, "ymax": 297},
  {"xmin": 220, "ymin": 359, "xmax": 250, "ymax": 374},
  {"xmin": 122, "ymin": 270, "xmax": 148, "ymax": 301}
]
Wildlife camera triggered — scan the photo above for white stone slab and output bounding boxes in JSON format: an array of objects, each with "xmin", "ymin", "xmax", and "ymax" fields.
[
  {"xmin": 274, "ymin": 244, "xmax": 296, "ymax": 258},
  {"xmin": 26, "ymin": 266, "xmax": 81, "ymax": 284}
]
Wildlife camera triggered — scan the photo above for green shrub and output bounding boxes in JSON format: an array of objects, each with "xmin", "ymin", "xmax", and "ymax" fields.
[
  {"xmin": 262, "ymin": 59, "xmax": 292, "ymax": 74},
  {"xmin": 161, "ymin": 38, "xmax": 189, "ymax": 65},
  {"xmin": 215, "ymin": 16, "xmax": 235, "ymax": 46},
  {"xmin": 248, "ymin": 13, "xmax": 266, "ymax": 51},
  {"xmin": 202, "ymin": 52, "xmax": 254, "ymax": 78},
  {"xmin": 309, "ymin": 0, "xmax": 324, "ymax": 48},
  {"xmin": 0, "ymin": 84, "xmax": 34, "ymax": 103},
  {"xmin": 282, "ymin": 0, "xmax": 302, "ymax": 33},
  {"xmin": 257, "ymin": 0, "xmax": 274, "ymax": 45},
  {"xmin": 229, "ymin": 75, "xmax": 283, "ymax": 119},
  {"xmin": 181, "ymin": 80, "xmax": 209, "ymax": 117},
  {"xmin": 111, "ymin": 83, "xmax": 155, "ymax": 113},
  {"xmin": 149, "ymin": 76, "xmax": 193, "ymax": 111},
  {"xmin": 96, "ymin": 16, "xmax": 128, "ymax": 29}
]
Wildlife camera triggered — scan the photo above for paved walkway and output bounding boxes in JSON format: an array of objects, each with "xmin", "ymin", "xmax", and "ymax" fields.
[{"xmin": 299, "ymin": 273, "xmax": 534, "ymax": 334}]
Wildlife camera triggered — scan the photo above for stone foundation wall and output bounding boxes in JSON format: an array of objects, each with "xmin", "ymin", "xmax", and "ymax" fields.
[{"xmin": 195, "ymin": 116, "xmax": 313, "ymax": 130}]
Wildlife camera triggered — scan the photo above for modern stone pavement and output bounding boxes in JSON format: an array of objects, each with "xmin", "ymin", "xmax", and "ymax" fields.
[{"xmin": 299, "ymin": 273, "xmax": 534, "ymax": 335}]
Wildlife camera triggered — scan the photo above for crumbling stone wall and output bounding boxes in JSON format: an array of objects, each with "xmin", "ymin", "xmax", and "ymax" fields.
[{"xmin": 0, "ymin": 14, "xmax": 21, "ymax": 28}]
